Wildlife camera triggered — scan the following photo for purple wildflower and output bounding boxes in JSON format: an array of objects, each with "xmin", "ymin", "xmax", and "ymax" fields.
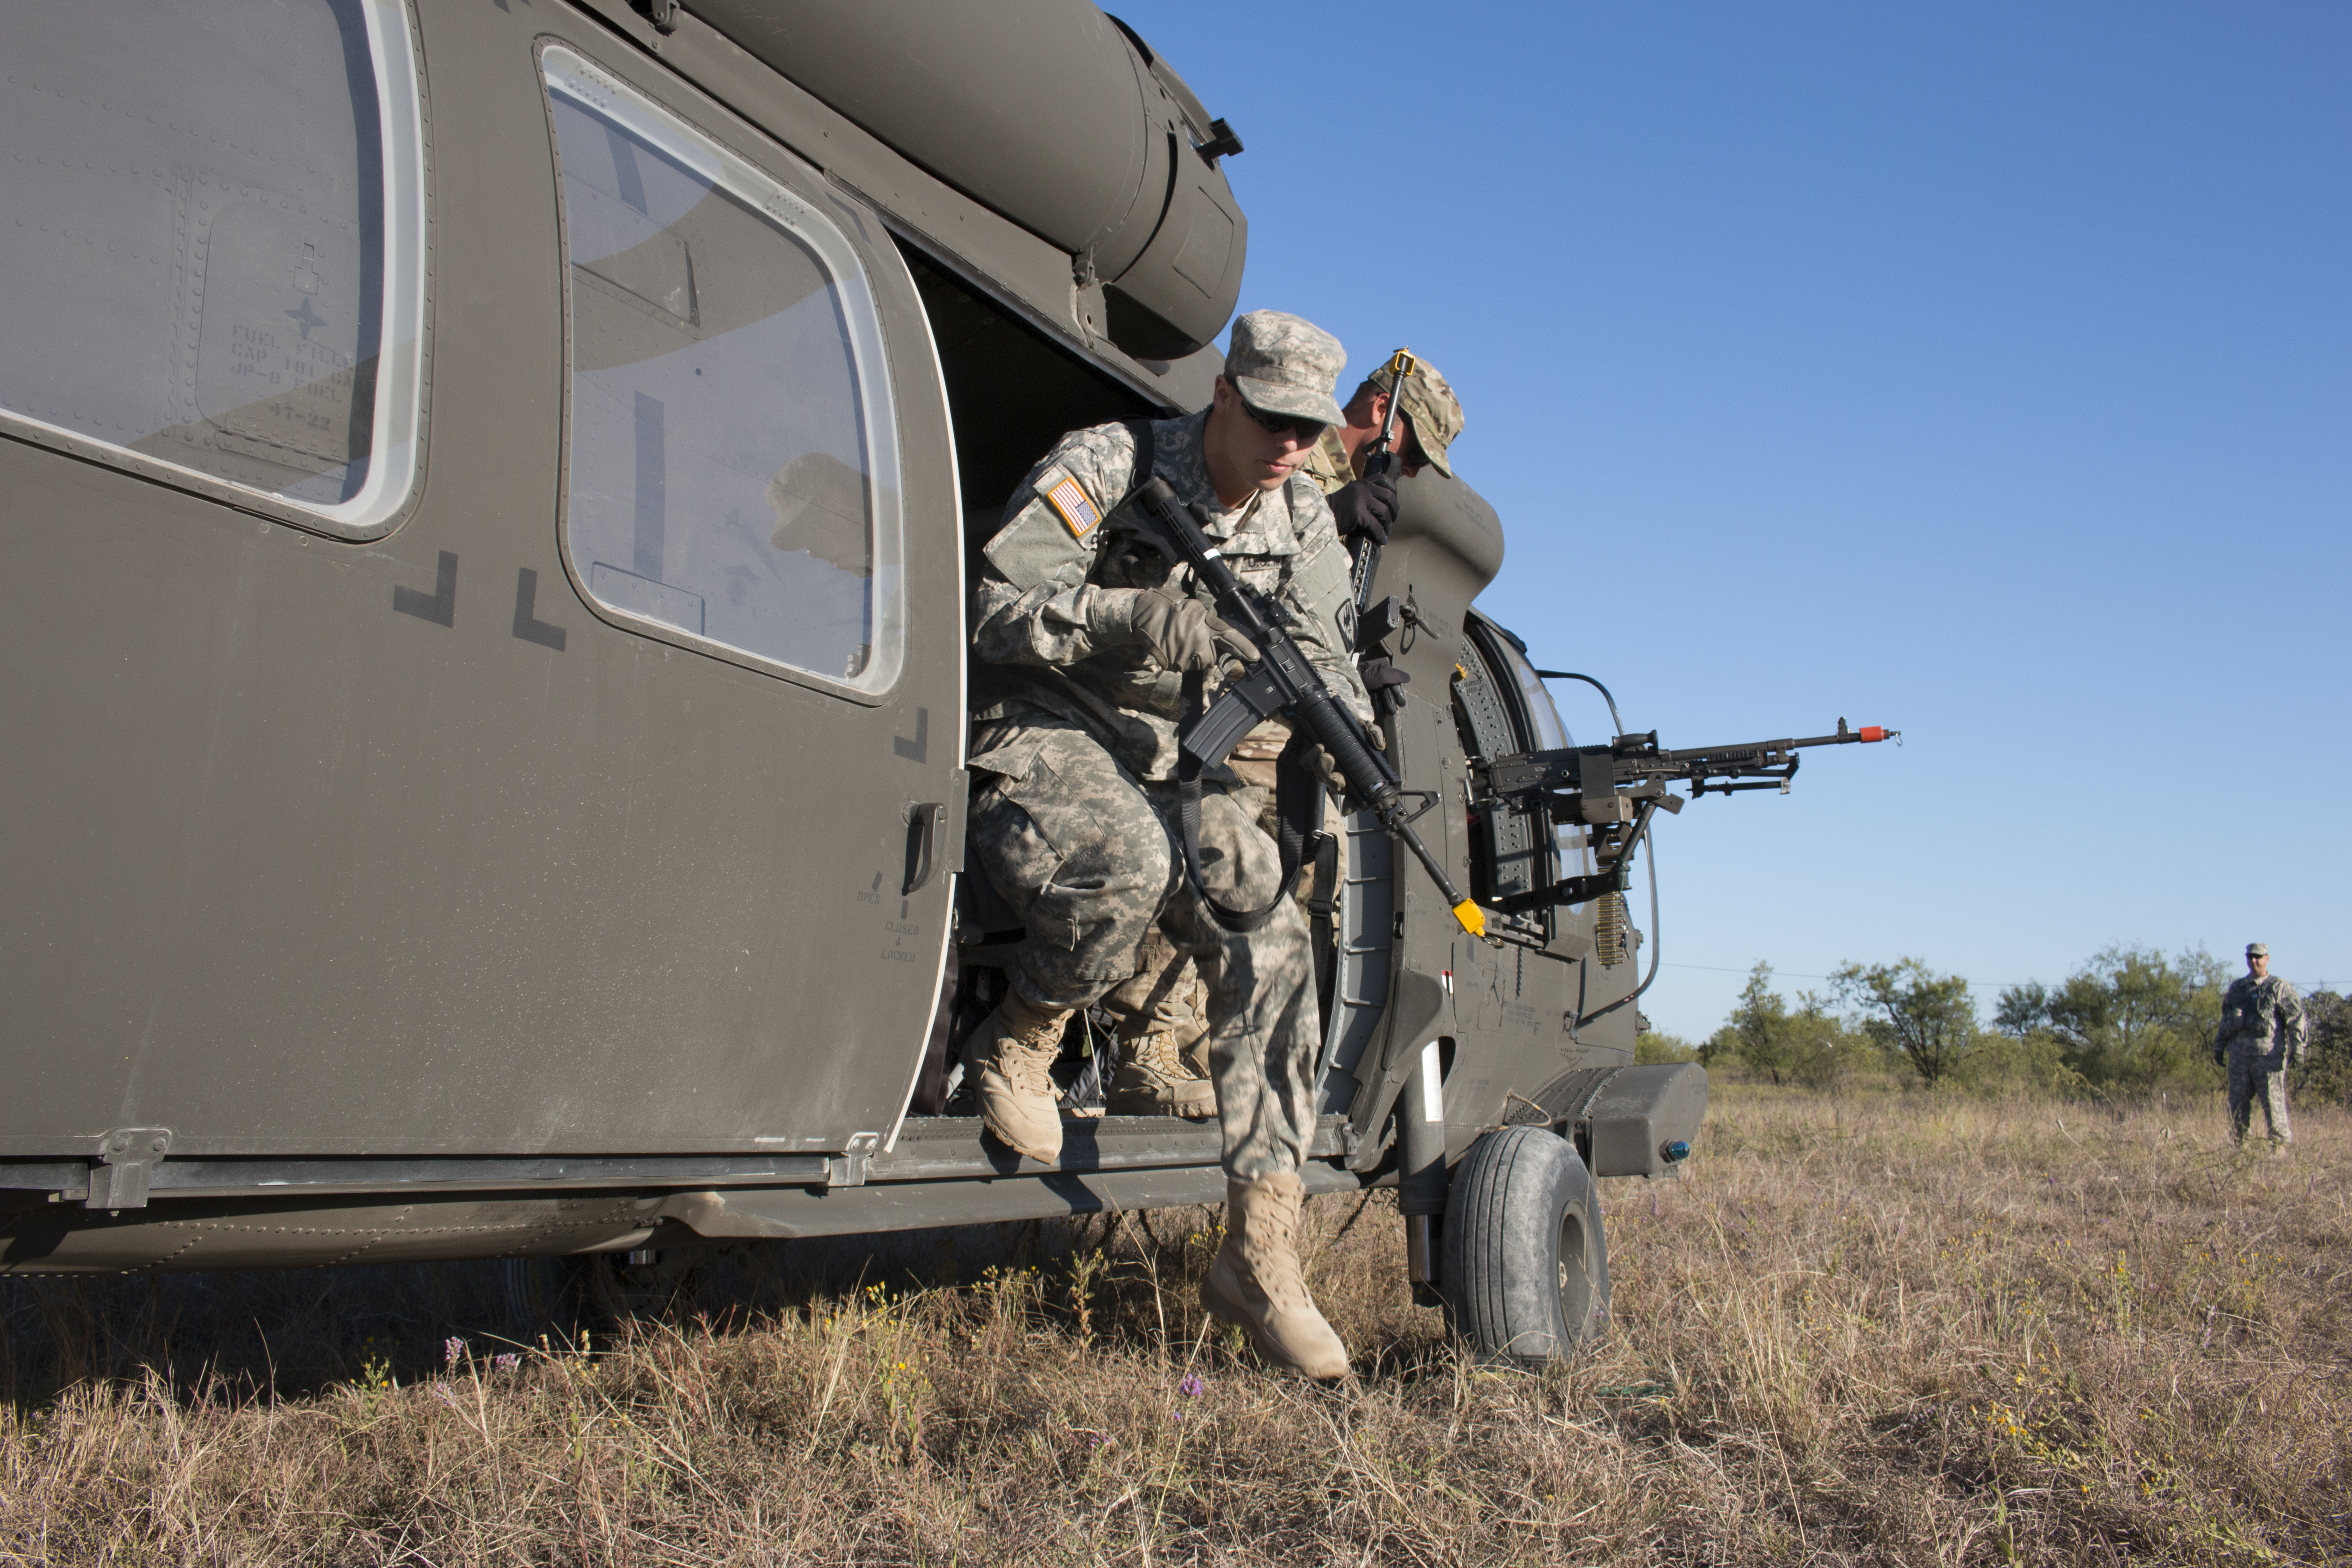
[
  {"xmin": 432, "ymin": 1383, "xmax": 460, "ymax": 1408},
  {"xmin": 493, "ymin": 1352, "xmax": 521, "ymax": 1373},
  {"xmin": 1179, "ymin": 1374, "xmax": 1207, "ymax": 1400},
  {"xmin": 443, "ymin": 1336, "xmax": 467, "ymax": 1371}
]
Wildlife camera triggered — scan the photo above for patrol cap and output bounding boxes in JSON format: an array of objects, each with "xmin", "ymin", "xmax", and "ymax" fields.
[
  {"xmin": 2246, "ymin": 942, "xmax": 2269, "ymax": 958},
  {"xmin": 1224, "ymin": 310, "xmax": 1346, "ymax": 426},
  {"xmin": 1367, "ymin": 353, "xmax": 1465, "ymax": 478}
]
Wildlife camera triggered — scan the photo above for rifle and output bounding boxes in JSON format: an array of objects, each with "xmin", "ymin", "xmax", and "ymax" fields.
[
  {"xmin": 1347, "ymin": 347, "xmax": 1419, "ymax": 611},
  {"xmin": 1118, "ymin": 476, "xmax": 1488, "ymax": 937},
  {"xmin": 1472, "ymin": 719, "xmax": 1900, "ymax": 915}
]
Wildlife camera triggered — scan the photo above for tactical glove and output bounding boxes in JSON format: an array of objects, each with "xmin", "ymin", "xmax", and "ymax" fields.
[
  {"xmin": 1096, "ymin": 588, "xmax": 1217, "ymax": 672},
  {"xmin": 1326, "ymin": 471, "xmax": 1398, "ymax": 546},
  {"xmin": 1208, "ymin": 616, "xmax": 1260, "ymax": 669},
  {"xmin": 1302, "ymin": 744, "xmax": 1347, "ymax": 793},
  {"xmin": 1094, "ymin": 588, "xmax": 1258, "ymax": 674},
  {"xmin": 1359, "ymin": 655, "xmax": 1411, "ymax": 717},
  {"xmin": 1301, "ymin": 726, "xmax": 1384, "ymax": 796}
]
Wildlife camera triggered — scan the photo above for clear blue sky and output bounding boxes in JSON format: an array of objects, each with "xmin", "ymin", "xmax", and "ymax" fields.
[{"xmin": 1118, "ymin": 1, "xmax": 2351, "ymax": 1040}]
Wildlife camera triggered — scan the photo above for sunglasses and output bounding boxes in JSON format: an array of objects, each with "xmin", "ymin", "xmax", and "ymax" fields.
[{"xmin": 1237, "ymin": 398, "xmax": 1328, "ymax": 441}]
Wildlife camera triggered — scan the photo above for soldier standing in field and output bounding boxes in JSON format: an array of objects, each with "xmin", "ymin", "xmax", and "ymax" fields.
[
  {"xmin": 963, "ymin": 310, "xmax": 1372, "ymax": 1377},
  {"xmin": 2214, "ymin": 942, "xmax": 2309, "ymax": 1149},
  {"xmin": 1098, "ymin": 354, "xmax": 1469, "ymax": 1115}
]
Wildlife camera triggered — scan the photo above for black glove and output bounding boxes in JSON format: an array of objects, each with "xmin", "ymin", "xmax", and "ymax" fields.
[
  {"xmin": 1327, "ymin": 471, "xmax": 1398, "ymax": 547},
  {"xmin": 1360, "ymin": 655, "xmax": 1411, "ymax": 716}
]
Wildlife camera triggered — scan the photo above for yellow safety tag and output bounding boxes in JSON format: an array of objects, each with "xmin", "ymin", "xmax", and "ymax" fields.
[{"xmin": 1451, "ymin": 899, "xmax": 1486, "ymax": 937}]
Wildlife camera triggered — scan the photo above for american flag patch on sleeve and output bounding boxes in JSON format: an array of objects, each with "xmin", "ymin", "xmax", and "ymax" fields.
[{"xmin": 1044, "ymin": 475, "xmax": 1103, "ymax": 541}]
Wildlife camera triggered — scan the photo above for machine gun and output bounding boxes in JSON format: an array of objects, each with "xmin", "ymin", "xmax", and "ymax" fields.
[
  {"xmin": 1117, "ymin": 476, "xmax": 1488, "ymax": 937},
  {"xmin": 1473, "ymin": 718, "xmax": 1900, "ymax": 916}
]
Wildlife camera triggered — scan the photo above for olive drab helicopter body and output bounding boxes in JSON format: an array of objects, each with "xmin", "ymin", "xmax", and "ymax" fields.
[{"xmin": 2, "ymin": 0, "xmax": 1884, "ymax": 1362}]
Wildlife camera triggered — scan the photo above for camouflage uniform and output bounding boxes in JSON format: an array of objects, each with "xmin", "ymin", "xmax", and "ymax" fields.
[
  {"xmin": 2217, "ymin": 966, "xmax": 2307, "ymax": 1146},
  {"xmin": 1297, "ymin": 425, "xmax": 1354, "ymax": 497},
  {"xmin": 968, "ymin": 363, "xmax": 1369, "ymax": 1177},
  {"xmin": 1152, "ymin": 355, "xmax": 1470, "ymax": 1049},
  {"xmin": 1299, "ymin": 355, "xmax": 1465, "ymax": 489}
]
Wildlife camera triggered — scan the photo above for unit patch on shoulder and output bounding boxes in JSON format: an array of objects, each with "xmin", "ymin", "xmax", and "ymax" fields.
[{"xmin": 1042, "ymin": 473, "xmax": 1104, "ymax": 542}]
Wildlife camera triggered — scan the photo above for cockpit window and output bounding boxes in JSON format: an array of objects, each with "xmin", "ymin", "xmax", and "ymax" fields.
[
  {"xmin": 542, "ymin": 49, "xmax": 905, "ymax": 694},
  {"xmin": 0, "ymin": 0, "xmax": 427, "ymax": 535}
]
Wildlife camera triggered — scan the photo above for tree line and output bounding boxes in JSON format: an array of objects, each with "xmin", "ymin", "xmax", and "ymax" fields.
[{"xmin": 1638, "ymin": 946, "xmax": 2352, "ymax": 1102}]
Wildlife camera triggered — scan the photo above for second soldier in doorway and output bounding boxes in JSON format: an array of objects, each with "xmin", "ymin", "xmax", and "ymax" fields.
[
  {"xmin": 2214, "ymin": 943, "xmax": 2308, "ymax": 1149},
  {"xmin": 1259, "ymin": 350, "xmax": 1465, "ymax": 781},
  {"xmin": 964, "ymin": 310, "xmax": 1372, "ymax": 1377}
]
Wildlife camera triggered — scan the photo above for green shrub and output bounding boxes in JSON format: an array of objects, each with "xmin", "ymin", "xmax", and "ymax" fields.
[
  {"xmin": 2294, "ymin": 989, "xmax": 2352, "ymax": 1108},
  {"xmin": 1708, "ymin": 963, "xmax": 1874, "ymax": 1090},
  {"xmin": 1635, "ymin": 1029, "xmax": 1701, "ymax": 1064},
  {"xmin": 1833, "ymin": 958, "xmax": 1978, "ymax": 1087},
  {"xmin": 1992, "ymin": 946, "xmax": 2225, "ymax": 1093}
]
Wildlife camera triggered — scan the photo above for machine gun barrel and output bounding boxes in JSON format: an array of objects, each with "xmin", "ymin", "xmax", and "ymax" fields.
[
  {"xmin": 1643, "ymin": 722, "xmax": 1897, "ymax": 795},
  {"xmin": 1479, "ymin": 719, "xmax": 1899, "ymax": 802},
  {"xmin": 1652, "ymin": 724, "xmax": 1895, "ymax": 769},
  {"xmin": 1124, "ymin": 477, "xmax": 1487, "ymax": 937}
]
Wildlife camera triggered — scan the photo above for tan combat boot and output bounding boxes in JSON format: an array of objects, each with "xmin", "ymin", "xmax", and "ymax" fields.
[
  {"xmin": 1178, "ymin": 1015, "xmax": 1212, "ymax": 1081},
  {"xmin": 970, "ymin": 991, "xmax": 1069, "ymax": 1164},
  {"xmin": 1105, "ymin": 1029, "xmax": 1216, "ymax": 1118},
  {"xmin": 1200, "ymin": 1171, "xmax": 1349, "ymax": 1379}
]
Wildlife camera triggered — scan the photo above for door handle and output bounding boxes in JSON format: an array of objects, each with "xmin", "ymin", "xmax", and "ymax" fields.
[{"xmin": 903, "ymin": 802, "xmax": 948, "ymax": 895}]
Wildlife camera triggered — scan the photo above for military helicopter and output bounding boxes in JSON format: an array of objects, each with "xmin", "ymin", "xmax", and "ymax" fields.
[{"xmin": 0, "ymin": 0, "xmax": 1888, "ymax": 1364}]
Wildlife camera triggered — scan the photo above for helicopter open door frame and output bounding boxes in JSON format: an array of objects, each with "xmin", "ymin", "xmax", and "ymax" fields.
[{"xmin": 0, "ymin": 0, "xmax": 1278, "ymax": 1266}]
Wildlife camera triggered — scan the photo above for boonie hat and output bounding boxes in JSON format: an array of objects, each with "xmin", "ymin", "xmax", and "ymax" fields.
[
  {"xmin": 1366, "ymin": 352, "xmax": 1465, "ymax": 478},
  {"xmin": 1225, "ymin": 310, "xmax": 1346, "ymax": 426},
  {"xmin": 2247, "ymin": 942, "xmax": 2269, "ymax": 958}
]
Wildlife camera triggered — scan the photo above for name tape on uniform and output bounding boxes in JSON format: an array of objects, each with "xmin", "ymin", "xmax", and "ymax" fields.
[{"xmin": 1044, "ymin": 474, "xmax": 1103, "ymax": 542}]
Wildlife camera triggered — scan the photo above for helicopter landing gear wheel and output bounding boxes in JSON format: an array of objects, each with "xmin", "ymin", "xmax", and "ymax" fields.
[{"xmin": 1439, "ymin": 1126, "xmax": 1611, "ymax": 1366}]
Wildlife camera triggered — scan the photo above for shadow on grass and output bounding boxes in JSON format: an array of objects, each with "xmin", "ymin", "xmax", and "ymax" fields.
[{"xmin": 0, "ymin": 1214, "xmax": 1126, "ymax": 1410}]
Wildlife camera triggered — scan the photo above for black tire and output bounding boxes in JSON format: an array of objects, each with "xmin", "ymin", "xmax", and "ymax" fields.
[{"xmin": 1439, "ymin": 1126, "xmax": 1611, "ymax": 1366}]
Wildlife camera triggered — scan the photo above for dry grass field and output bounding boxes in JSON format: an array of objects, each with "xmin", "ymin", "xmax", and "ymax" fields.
[{"xmin": 3, "ymin": 1084, "xmax": 2347, "ymax": 1565}]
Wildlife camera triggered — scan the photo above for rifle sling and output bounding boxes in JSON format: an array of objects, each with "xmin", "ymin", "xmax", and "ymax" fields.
[{"xmin": 1307, "ymin": 830, "xmax": 1341, "ymax": 1004}]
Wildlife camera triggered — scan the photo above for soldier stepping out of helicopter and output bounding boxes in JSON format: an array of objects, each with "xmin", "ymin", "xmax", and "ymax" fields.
[
  {"xmin": 963, "ymin": 312, "xmax": 1372, "ymax": 1378},
  {"xmin": 1102, "ymin": 352, "xmax": 1469, "ymax": 1113}
]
